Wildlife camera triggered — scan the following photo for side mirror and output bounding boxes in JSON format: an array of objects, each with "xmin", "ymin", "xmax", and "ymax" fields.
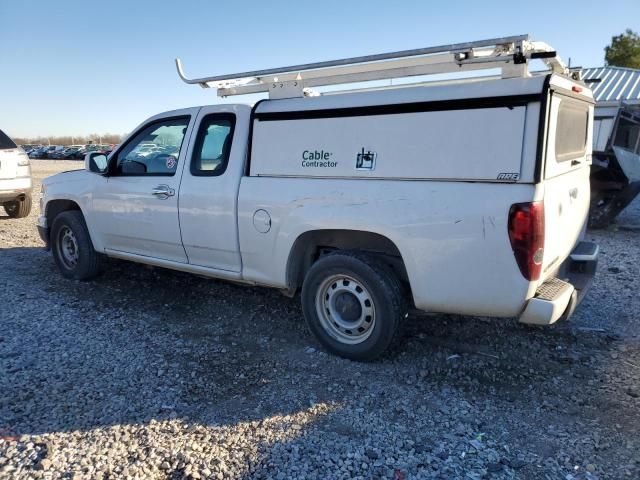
[{"xmin": 85, "ymin": 152, "xmax": 108, "ymax": 174}]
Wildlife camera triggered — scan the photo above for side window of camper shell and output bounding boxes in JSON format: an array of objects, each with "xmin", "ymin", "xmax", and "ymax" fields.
[{"xmin": 555, "ymin": 99, "xmax": 589, "ymax": 162}]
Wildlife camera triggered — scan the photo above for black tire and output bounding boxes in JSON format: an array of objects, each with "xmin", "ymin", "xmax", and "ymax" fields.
[
  {"xmin": 301, "ymin": 251, "xmax": 406, "ymax": 361},
  {"xmin": 4, "ymin": 195, "xmax": 32, "ymax": 218},
  {"xmin": 51, "ymin": 210, "xmax": 102, "ymax": 280}
]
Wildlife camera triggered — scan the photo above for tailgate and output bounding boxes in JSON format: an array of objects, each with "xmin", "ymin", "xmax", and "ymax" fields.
[
  {"xmin": 0, "ymin": 149, "xmax": 18, "ymax": 180},
  {"xmin": 541, "ymin": 91, "xmax": 593, "ymax": 280}
]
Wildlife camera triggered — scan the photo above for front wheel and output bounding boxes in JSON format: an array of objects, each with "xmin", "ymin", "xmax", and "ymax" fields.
[
  {"xmin": 51, "ymin": 211, "xmax": 102, "ymax": 280},
  {"xmin": 301, "ymin": 251, "xmax": 406, "ymax": 361},
  {"xmin": 3, "ymin": 195, "xmax": 32, "ymax": 218}
]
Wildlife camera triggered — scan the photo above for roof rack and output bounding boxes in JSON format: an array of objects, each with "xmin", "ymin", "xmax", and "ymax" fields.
[{"xmin": 175, "ymin": 34, "xmax": 570, "ymax": 99}]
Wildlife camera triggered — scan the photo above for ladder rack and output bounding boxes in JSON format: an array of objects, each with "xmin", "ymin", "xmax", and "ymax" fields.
[{"xmin": 175, "ymin": 34, "xmax": 570, "ymax": 99}]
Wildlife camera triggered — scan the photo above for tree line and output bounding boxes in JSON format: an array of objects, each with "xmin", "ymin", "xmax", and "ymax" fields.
[{"xmin": 13, "ymin": 133, "xmax": 124, "ymax": 146}]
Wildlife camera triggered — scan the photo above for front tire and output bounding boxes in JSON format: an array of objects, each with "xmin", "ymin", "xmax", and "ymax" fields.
[
  {"xmin": 301, "ymin": 251, "xmax": 406, "ymax": 361},
  {"xmin": 51, "ymin": 211, "xmax": 102, "ymax": 280},
  {"xmin": 3, "ymin": 195, "xmax": 32, "ymax": 218}
]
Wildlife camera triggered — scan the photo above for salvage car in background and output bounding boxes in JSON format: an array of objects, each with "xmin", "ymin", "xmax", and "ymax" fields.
[
  {"xmin": 582, "ymin": 66, "xmax": 640, "ymax": 227},
  {"xmin": 589, "ymin": 104, "xmax": 640, "ymax": 227}
]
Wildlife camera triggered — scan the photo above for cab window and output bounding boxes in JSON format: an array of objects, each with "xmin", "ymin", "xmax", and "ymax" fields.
[
  {"xmin": 115, "ymin": 117, "xmax": 190, "ymax": 176},
  {"xmin": 191, "ymin": 114, "xmax": 235, "ymax": 176}
]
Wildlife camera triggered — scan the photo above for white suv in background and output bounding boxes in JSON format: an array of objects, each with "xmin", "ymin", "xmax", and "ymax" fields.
[{"xmin": 0, "ymin": 129, "xmax": 33, "ymax": 218}]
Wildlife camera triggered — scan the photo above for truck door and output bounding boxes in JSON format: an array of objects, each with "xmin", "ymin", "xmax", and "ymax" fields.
[
  {"xmin": 91, "ymin": 112, "xmax": 196, "ymax": 263},
  {"xmin": 178, "ymin": 106, "xmax": 246, "ymax": 272},
  {"xmin": 541, "ymin": 92, "xmax": 594, "ymax": 279}
]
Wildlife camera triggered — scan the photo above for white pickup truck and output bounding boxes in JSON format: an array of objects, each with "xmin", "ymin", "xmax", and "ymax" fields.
[{"xmin": 38, "ymin": 36, "xmax": 599, "ymax": 360}]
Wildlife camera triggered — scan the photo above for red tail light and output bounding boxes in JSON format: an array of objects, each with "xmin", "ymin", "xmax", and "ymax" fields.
[{"xmin": 508, "ymin": 201, "xmax": 545, "ymax": 281}]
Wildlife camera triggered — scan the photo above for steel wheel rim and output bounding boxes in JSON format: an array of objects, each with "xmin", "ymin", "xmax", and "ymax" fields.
[
  {"xmin": 58, "ymin": 226, "xmax": 79, "ymax": 269},
  {"xmin": 315, "ymin": 274, "xmax": 376, "ymax": 345},
  {"xmin": 5, "ymin": 202, "xmax": 17, "ymax": 214}
]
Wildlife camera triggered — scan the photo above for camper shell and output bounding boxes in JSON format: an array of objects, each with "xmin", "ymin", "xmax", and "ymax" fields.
[
  {"xmin": 238, "ymin": 72, "xmax": 597, "ymax": 319},
  {"xmin": 39, "ymin": 35, "xmax": 599, "ymax": 360},
  {"xmin": 250, "ymin": 74, "xmax": 581, "ymax": 182}
]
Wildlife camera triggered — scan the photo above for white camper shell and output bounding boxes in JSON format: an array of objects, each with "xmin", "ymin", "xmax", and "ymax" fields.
[{"xmin": 39, "ymin": 35, "xmax": 599, "ymax": 360}]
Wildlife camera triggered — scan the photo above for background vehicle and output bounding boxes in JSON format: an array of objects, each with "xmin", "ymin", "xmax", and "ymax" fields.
[
  {"xmin": 38, "ymin": 36, "xmax": 598, "ymax": 360},
  {"xmin": 71, "ymin": 147, "xmax": 88, "ymax": 159},
  {"xmin": 81, "ymin": 144, "xmax": 104, "ymax": 156},
  {"xmin": 59, "ymin": 146, "xmax": 84, "ymax": 159},
  {"xmin": 48, "ymin": 146, "xmax": 66, "ymax": 159},
  {"xmin": 20, "ymin": 144, "xmax": 40, "ymax": 153},
  {"xmin": 62, "ymin": 149, "xmax": 79, "ymax": 159},
  {"xmin": 101, "ymin": 144, "xmax": 117, "ymax": 156},
  {"xmin": 40, "ymin": 146, "xmax": 59, "ymax": 159},
  {"xmin": 22, "ymin": 145, "xmax": 42, "ymax": 156},
  {"xmin": 49, "ymin": 150, "xmax": 63, "ymax": 160},
  {"xmin": 0, "ymin": 129, "xmax": 33, "ymax": 218},
  {"xmin": 588, "ymin": 104, "xmax": 640, "ymax": 227},
  {"xmin": 29, "ymin": 146, "xmax": 51, "ymax": 159},
  {"xmin": 32, "ymin": 146, "xmax": 47, "ymax": 158}
]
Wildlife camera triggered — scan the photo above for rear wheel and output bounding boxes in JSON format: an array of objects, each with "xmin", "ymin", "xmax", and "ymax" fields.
[
  {"xmin": 3, "ymin": 195, "xmax": 32, "ymax": 218},
  {"xmin": 51, "ymin": 211, "xmax": 102, "ymax": 280},
  {"xmin": 301, "ymin": 251, "xmax": 406, "ymax": 361}
]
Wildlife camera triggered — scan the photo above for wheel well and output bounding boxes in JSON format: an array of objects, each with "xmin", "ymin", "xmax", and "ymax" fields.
[
  {"xmin": 46, "ymin": 199, "xmax": 81, "ymax": 228},
  {"xmin": 287, "ymin": 229, "xmax": 409, "ymax": 291}
]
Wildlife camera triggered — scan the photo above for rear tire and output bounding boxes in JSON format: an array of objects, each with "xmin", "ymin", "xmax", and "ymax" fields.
[
  {"xmin": 301, "ymin": 251, "xmax": 406, "ymax": 361},
  {"xmin": 3, "ymin": 195, "xmax": 32, "ymax": 218},
  {"xmin": 51, "ymin": 211, "xmax": 102, "ymax": 280}
]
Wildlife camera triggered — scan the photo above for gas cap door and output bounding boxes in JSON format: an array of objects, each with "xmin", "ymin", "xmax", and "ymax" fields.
[{"xmin": 253, "ymin": 209, "xmax": 271, "ymax": 233}]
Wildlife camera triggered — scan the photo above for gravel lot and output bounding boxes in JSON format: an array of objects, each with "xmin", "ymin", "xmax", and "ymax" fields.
[{"xmin": 1, "ymin": 160, "xmax": 639, "ymax": 479}]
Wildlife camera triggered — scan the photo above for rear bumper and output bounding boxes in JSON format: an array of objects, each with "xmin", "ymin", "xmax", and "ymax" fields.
[
  {"xmin": 519, "ymin": 241, "xmax": 598, "ymax": 325},
  {"xmin": 0, "ymin": 177, "xmax": 33, "ymax": 201}
]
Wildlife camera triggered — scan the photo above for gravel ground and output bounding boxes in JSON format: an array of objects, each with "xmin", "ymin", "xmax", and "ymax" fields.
[{"xmin": 1, "ymin": 160, "xmax": 639, "ymax": 479}]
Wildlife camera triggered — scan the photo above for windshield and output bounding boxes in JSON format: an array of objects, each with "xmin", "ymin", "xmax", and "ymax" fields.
[{"xmin": 0, "ymin": 129, "xmax": 17, "ymax": 150}]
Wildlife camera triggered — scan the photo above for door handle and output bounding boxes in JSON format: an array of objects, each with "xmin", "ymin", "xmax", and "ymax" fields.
[{"xmin": 152, "ymin": 184, "xmax": 175, "ymax": 199}]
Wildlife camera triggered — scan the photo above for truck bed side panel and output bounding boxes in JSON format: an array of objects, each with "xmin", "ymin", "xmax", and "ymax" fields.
[{"xmin": 238, "ymin": 178, "xmax": 536, "ymax": 317}]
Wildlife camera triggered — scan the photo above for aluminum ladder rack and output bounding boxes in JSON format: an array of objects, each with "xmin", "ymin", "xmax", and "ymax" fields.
[{"xmin": 175, "ymin": 34, "xmax": 570, "ymax": 99}]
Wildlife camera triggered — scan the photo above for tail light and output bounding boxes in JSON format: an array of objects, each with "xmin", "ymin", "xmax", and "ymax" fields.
[
  {"xmin": 508, "ymin": 201, "xmax": 545, "ymax": 281},
  {"xmin": 17, "ymin": 152, "xmax": 30, "ymax": 166}
]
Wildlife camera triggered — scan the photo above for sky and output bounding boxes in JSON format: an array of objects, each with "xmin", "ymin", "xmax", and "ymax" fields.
[{"xmin": 1, "ymin": 0, "xmax": 638, "ymax": 139}]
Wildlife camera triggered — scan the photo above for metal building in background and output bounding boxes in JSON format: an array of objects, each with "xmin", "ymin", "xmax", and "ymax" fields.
[{"xmin": 581, "ymin": 66, "xmax": 640, "ymax": 227}]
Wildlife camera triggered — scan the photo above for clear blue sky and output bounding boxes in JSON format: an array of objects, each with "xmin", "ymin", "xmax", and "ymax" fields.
[{"xmin": 1, "ymin": 0, "xmax": 638, "ymax": 138}]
